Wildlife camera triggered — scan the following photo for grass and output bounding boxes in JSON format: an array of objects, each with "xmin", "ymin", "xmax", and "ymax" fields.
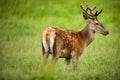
[{"xmin": 0, "ymin": 0, "xmax": 120, "ymax": 80}]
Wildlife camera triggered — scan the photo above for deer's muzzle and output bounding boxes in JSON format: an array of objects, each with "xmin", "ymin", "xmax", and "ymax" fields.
[{"xmin": 103, "ymin": 30, "xmax": 109, "ymax": 36}]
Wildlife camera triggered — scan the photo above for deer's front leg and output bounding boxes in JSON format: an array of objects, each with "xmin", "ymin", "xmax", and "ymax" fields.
[
  {"xmin": 65, "ymin": 58, "xmax": 71, "ymax": 65},
  {"xmin": 65, "ymin": 58, "xmax": 71, "ymax": 70},
  {"xmin": 72, "ymin": 56, "xmax": 79, "ymax": 70}
]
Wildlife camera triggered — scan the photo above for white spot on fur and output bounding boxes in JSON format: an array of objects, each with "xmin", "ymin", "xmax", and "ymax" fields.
[{"xmin": 42, "ymin": 38, "xmax": 49, "ymax": 53}]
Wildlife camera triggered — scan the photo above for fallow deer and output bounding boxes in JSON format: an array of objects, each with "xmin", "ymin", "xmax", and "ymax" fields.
[{"xmin": 42, "ymin": 5, "xmax": 109, "ymax": 69}]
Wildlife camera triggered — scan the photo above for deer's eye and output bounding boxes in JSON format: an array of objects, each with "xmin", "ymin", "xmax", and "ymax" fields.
[{"xmin": 95, "ymin": 23, "xmax": 99, "ymax": 25}]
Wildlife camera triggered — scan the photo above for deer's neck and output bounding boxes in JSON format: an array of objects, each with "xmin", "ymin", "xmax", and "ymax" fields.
[{"xmin": 79, "ymin": 24, "xmax": 95, "ymax": 47}]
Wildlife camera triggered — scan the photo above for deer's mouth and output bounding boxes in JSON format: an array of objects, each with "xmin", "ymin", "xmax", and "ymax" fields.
[{"xmin": 102, "ymin": 31, "xmax": 109, "ymax": 36}]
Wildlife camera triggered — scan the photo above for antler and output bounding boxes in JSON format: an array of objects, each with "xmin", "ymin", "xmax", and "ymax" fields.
[
  {"xmin": 80, "ymin": 5, "xmax": 103, "ymax": 19},
  {"xmin": 80, "ymin": 5, "xmax": 92, "ymax": 16},
  {"xmin": 95, "ymin": 9, "xmax": 103, "ymax": 16},
  {"xmin": 86, "ymin": 5, "xmax": 96, "ymax": 16}
]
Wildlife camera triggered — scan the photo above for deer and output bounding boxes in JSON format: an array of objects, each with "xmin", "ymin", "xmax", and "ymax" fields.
[{"xmin": 42, "ymin": 5, "xmax": 109, "ymax": 70}]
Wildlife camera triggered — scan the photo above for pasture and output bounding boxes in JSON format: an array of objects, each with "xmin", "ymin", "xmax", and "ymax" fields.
[{"xmin": 0, "ymin": 0, "xmax": 120, "ymax": 80}]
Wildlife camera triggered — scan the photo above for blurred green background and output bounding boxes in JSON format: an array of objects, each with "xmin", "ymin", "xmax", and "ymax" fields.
[{"xmin": 0, "ymin": 0, "xmax": 120, "ymax": 80}]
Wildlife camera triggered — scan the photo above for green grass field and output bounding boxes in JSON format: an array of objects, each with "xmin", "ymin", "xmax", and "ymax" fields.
[{"xmin": 0, "ymin": 0, "xmax": 120, "ymax": 80}]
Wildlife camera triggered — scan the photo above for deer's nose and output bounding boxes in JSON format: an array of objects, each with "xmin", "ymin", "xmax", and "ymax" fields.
[
  {"xmin": 104, "ymin": 31, "xmax": 109, "ymax": 36},
  {"xmin": 106, "ymin": 31, "xmax": 109, "ymax": 35}
]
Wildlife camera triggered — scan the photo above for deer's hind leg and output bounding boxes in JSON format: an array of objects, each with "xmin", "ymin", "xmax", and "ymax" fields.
[{"xmin": 42, "ymin": 38, "xmax": 50, "ymax": 66}]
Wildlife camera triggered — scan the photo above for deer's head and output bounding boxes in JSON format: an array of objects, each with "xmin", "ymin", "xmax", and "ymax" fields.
[{"xmin": 80, "ymin": 5, "xmax": 109, "ymax": 36}]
